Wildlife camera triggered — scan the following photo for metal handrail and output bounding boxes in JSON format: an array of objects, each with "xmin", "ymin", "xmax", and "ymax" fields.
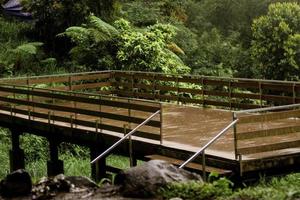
[
  {"xmin": 91, "ymin": 110, "xmax": 161, "ymax": 164},
  {"xmin": 234, "ymin": 103, "xmax": 300, "ymax": 114},
  {"xmin": 179, "ymin": 119, "xmax": 239, "ymax": 180}
]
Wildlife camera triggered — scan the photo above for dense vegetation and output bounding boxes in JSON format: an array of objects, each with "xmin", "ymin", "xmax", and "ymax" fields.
[
  {"xmin": 159, "ymin": 173, "xmax": 300, "ymax": 200},
  {"xmin": 1, "ymin": 0, "xmax": 299, "ymax": 79},
  {"xmin": 1, "ymin": 0, "xmax": 300, "ymax": 199}
]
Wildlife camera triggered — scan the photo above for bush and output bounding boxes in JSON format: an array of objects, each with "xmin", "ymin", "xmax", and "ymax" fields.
[
  {"xmin": 159, "ymin": 177, "xmax": 233, "ymax": 200},
  {"xmin": 251, "ymin": 2, "xmax": 300, "ymax": 80},
  {"xmin": 62, "ymin": 15, "xmax": 190, "ymax": 74}
]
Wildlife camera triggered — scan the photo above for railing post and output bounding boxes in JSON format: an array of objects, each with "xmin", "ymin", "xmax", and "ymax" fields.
[
  {"xmin": 293, "ymin": 83, "xmax": 296, "ymax": 104},
  {"xmin": 160, "ymin": 103, "xmax": 163, "ymax": 145},
  {"xmin": 31, "ymin": 87, "xmax": 35, "ymax": 120},
  {"xmin": 233, "ymin": 112, "xmax": 238, "ymax": 160},
  {"xmin": 68, "ymin": 76, "xmax": 72, "ymax": 91},
  {"xmin": 124, "ymin": 124, "xmax": 136, "ymax": 167},
  {"xmin": 176, "ymin": 75, "xmax": 180, "ymax": 105},
  {"xmin": 228, "ymin": 80, "xmax": 232, "ymax": 110},
  {"xmin": 201, "ymin": 77, "xmax": 205, "ymax": 107},
  {"xmin": 259, "ymin": 81, "xmax": 262, "ymax": 107},
  {"xmin": 202, "ymin": 150, "xmax": 206, "ymax": 181}
]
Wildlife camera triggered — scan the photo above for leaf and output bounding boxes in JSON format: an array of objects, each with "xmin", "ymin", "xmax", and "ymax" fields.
[{"xmin": 13, "ymin": 42, "xmax": 43, "ymax": 55}]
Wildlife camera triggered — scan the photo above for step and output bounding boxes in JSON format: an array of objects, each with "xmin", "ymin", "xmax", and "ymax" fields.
[{"xmin": 145, "ymin": 154, "xmax": 232, "ymax": 176}]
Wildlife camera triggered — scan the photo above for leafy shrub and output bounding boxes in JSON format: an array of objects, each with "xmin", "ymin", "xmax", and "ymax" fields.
[
  {"xmin": 251, "ymin": 2, "xmax": 300, "ymax": 80},
  {"xmin": 227, "ymin": 173, "xmax": 300, "ymax": 200},
  {"xmin": 158, "ymin": 177, "xmax": 233, "ymax": 200},
  {"xmin": 62, "ymin": 15, "xmax": 190, "ymax": 74}
]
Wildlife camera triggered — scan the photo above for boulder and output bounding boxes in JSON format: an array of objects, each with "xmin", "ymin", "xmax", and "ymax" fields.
[
  {"xmin": 0, "ymin": 169, "xmax": 32, "ymax": 198},
  {"xmin": 114, "ymin": 160, "xmax": 202, "ymax": 198}
]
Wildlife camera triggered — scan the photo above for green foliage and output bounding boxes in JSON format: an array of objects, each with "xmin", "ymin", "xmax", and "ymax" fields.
[
  {"xmin": 226, "ymin": 173, "xmax": 300, "ymax": 200},
  {"xmin": 116, "ymin": 21, "xmax": 189, "ymax": 73},
  {"xmin": 23, "ymin": 0, "xmax": 120, "ymax": 55},
  {"xmin": 159, "ymin": 177, "xmax": 233, "ymax": 200},
  {"xmin": 251, "ymin": 2, "xmax": 300, "ymax": 80},
  {"xmin": 20, "ymin": 134, "xmax": 48, "ymax": 162},
  {"xmin": 0, "ymin": 17, "xmax": 32, "ymax": 76},
  {"xmin": 22, "ymin": 0, "xmax": 89, "ymax": 56},
  {"xmin": 191, "ymin": 29, "xmax": 245, "ymax": 77},
  {"xmin": 0, "ymin": 129, "xmax": 10, "ymax": 178},
  {"xmin": 62, "ymin": 15, "xmax": 189, "ymax": 74}
]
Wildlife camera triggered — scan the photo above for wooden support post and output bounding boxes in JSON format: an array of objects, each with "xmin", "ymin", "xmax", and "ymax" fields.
[
  {"xmin": 293, "ymin": 83, "xmax": 296, "ymax": 104},
  {"xmin": 202, "ymin": 150, "xmax": 206, "ymax": 182},
  {"xmin": 9, "ymin": 129, "xmax": 25, "ymax": 172},
  {"xmin": 233, "ymin": 112, "xmax": 238, "ymax": 160},
  {"xmin": 228, "ymin": 80, "xmax": 232, "ymax": 110},
  {"xmin": 238, "ymin": 154, "xmax": 243, "ymax": 177},
  {"xmin": 201, "ymin": 77, "xmax": 205, "ymax": 107},
  {"xmin": 47, "ymin": 139, "xmax": 64, "ymax": 177},
  {"xmin": 124, "ymin": 124, "xmax": 137, "ymax": 167},
  {"xmin": 90, "ymin": 145, "xmax": 106, "ymax": 182},
  {"xmin": 160, "ymin": 103, "xmax": 163, "ymax": 145},
  {"xmin": 259, "ymin": 81, "xmax": 262, "ymax": 107},
  {"xmin": 127, "ymin": 100, "xmax": 136, "ymax": 167}
]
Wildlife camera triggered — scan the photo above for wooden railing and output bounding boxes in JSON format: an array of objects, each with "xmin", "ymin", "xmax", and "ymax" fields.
[
  {"xmin": 111, "ymin": 71, "xmax": 300, "ymax": 109},
  {"xmin": 233, "ymin": 104, "xmax": 300, "ymax": 174},
  {"xmin": 0, "ymin": 82, "xmax": 162, "ymax": 142},
  {"xmin": 3, "ymin": 70, "xmax": 300, "ymax": 110}
]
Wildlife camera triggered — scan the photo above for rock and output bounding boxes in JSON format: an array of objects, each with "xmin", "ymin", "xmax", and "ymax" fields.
[
  {"xmin": 114, "ymin": 160, "xmax": 202, "ymax": 198},
  {"xmin": 32, "ymin": 174, "xmax": 100, "ymax": 199},
  {"xmin": 65, "ymin": 176, "xmax": 99, "ymax": 189},
  {"xmin": 0, "ymin": 169, "xmax": 32, "ymax": 198},
  {"xmin": 32, "ymin": 174, "xmax": 72, "ymax": 199}
]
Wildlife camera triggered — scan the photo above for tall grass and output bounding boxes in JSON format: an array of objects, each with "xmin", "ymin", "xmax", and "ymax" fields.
[
  {"xmin": 0, "ymin": 129, "xmax": 135, "ymax": 182},
  {"xmin": 0, "ymin": 129, "xmax": 10, "ymax": 178}
]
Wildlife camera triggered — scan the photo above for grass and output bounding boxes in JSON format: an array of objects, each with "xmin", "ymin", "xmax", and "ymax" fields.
[
  {"xmin": 158, "ymin": 173, "xmax": 300, "ymax": 200},
  {"xmin": 0, "ymin": 129, "xmax": 140, "ymax": 183},
  {"xmin": 0, "ymin": 131, "xmax": 10, "ymax": 178},
  {"xmin": 226, "ymin": 174, "xmax": 300, "ymax": 200}
]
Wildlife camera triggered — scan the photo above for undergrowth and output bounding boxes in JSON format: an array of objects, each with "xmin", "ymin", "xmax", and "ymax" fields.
[
  {"xmin": 0, "ymin": 129, "xmax": 135, "ymax": 183},
  {"xmin": 158, "ymin": 175, "xmax": 233, "ymax": 200}
]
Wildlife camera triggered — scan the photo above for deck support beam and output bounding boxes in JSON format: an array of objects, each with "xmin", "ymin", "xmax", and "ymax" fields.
[
  {"xmin": 47, "ymin": 139, "xmax": 64, "ymax": 177},
  {"xmin": 9, "ymin": 129, "xmax": 25, "ymax": 172},
  {"xmin": 90, "ymin": 145, "xmax": 106, "ymax": 182}
]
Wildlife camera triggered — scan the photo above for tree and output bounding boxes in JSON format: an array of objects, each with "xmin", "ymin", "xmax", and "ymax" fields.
[
  {"xmin": 251, "ymin": 2, "xmax": 300, "ymax": 80},
  {"xmin": 61, "ymin": 15, "xmax": 189, "ymax": 74},
  {"xmin": 23, "ymin": 0, "xmax": 120, "ymax": 55}
]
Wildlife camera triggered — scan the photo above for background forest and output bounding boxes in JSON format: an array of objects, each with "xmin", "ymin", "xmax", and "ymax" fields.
[
  {"xmin": 0, "ymin": 0, "xmax": 299, "ymax": 80},
  {"xmin": 1, "ymin": 1, "xmax": 300, "ymax": 199}
]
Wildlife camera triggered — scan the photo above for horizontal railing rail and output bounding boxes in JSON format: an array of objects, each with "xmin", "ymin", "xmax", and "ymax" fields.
[
  {"xmin": 91, "ymin": 110, "xmax": 161, "ymax": 164},
  {"xmin": 0, "ymin": 82, "xmax": 162, "ymax": 141},
  {"xmin": 179, "ymin": 119, "xmax": 239, "ymax": 180},
  {"xmin": 2, "ymin": 70, "xmax": 300, "ymax": 110},
  {"xmin": 234, "ymin": 103, "xmax": 300, "ymax": 114},
  {"xmin": 233, "ymin": 103, "xmax": 300, "ymax": 175}
]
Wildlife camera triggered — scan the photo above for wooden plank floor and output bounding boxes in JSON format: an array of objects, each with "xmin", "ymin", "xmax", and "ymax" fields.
[{"xmin": 5, "ymin": 102, "xmax": 300, "ymax": 161}]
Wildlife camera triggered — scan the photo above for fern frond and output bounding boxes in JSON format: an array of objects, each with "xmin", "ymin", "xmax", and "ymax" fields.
[
  {"xmin": 167, "ymin": 42, "xmax": 185, "ymax": 55},
  {"xmin": 59, "ymin": 27, "xmax": 90, "ymax": 45},
  {"xmin": 87, "ymin": 15, "xmax": 119, "ymax": 41},
  {"xmin": 13, "ymin": 42, "xmax": 43, "ymax": 55}
]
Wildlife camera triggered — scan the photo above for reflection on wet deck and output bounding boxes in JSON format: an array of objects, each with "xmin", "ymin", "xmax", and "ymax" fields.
[{"xmin": 161, "ymin": 104, "xmax": 300, "ymax": 160}]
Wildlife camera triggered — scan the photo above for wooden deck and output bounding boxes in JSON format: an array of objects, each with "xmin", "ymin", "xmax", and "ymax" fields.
[{"xmin": 1, "ymin": 71, "xmax": 300, "ymax": 181}]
